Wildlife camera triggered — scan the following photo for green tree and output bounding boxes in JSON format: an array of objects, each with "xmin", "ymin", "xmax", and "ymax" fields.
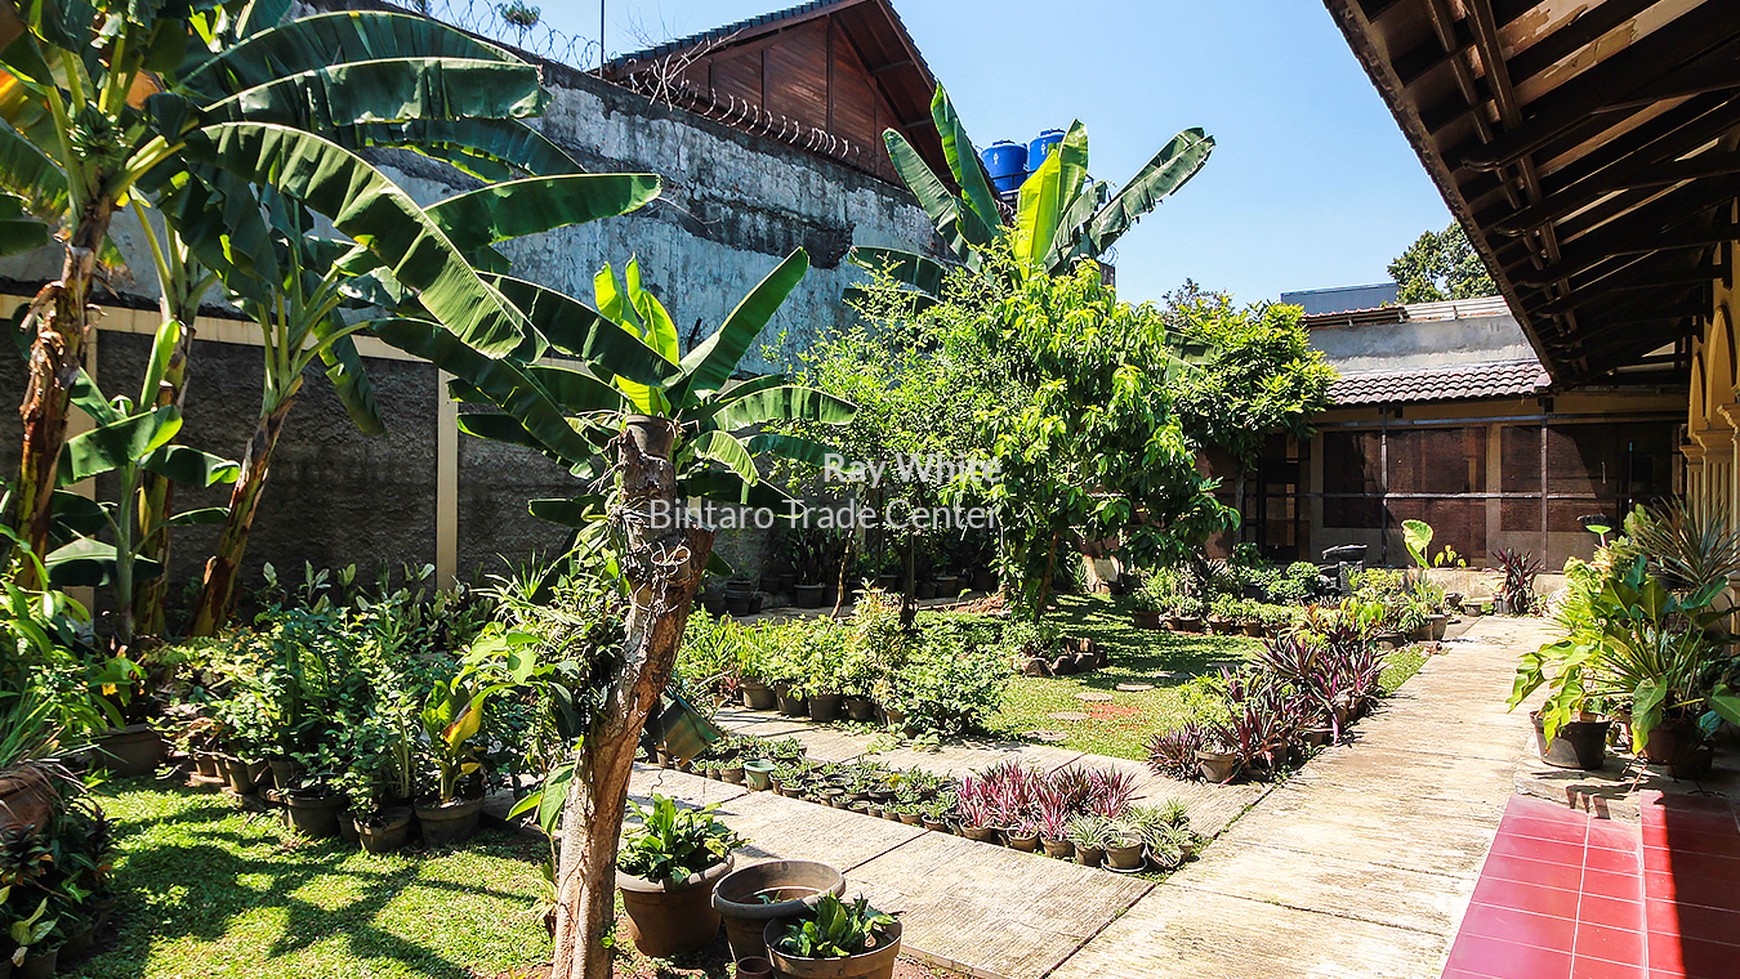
[
  {"xmin": 1388, "ymin": 222, "xmax": 1496, "ymax": 303},
  {"xmin": 1168, "ymin": 287, "xmax": 1337, "ymax": 473},
  {"xmin": 375, "ymin": 250, "xmax": 853, "ymax": 979},
  {"xmin": 943, "ymin": 254, "xmax": 1234, "ymax": 619}
]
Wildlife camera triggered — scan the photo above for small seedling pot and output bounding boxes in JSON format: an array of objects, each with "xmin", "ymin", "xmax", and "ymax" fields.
[{"xmin": 1002, "ymin": 829, "xmax": 1039, "ymax": 852}]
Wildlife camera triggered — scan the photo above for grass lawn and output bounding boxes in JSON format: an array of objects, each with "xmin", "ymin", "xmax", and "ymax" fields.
[
  {"xmin": 76, "ymin": 782, "xmax": 551, "ymax": 979},
  {"xmin": 982, "ymin": 593, "xmax": 1262, "ymax": 760}
]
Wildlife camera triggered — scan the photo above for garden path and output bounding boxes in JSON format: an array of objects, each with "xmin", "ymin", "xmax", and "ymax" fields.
[
  {"xmin": 626, "ymin": 616, "xmax": 1551, "ymax": 978},
  {"xmin": 710, "ymin": 706, "xmax": 1271, "ymax": 837}
]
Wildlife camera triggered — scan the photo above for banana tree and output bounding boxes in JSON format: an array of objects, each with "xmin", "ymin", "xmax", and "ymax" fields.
[
  {"xmin": 374, "ymin": 249, "xmax": 853, "ymax": 979},
  {"xmin": 854, "ymin": 84, "xmax": 1214, "ymax": 303},
  {"xmin": 0, "ymin": 0, "xmax": 572, "ymax": 573},
  {"xmin": 40, "ymin": 317, "xmax": 238, "ymax": 646}
]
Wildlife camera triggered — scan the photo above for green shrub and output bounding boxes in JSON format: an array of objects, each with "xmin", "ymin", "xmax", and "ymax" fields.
[{"xmin": 884, "ymin": 634, "xmax": 1011, "ymax": 738}]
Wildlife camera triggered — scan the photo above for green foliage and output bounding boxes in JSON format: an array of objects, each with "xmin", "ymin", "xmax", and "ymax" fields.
[
  {"xmin": 616, "ymin": 795, "xmax": 743, "ymax": 883},
  {"xmin": 774, "ymin": 893, "xmax": 897, "ymax": 960},
  {"xmin": 1387, "ymin": 222, "xmax": 1496, "ymax": 304},
  {"xmin": 1166, "ymin": 288, "xmax": 1336, "ymax": 470},
  {"xmin": 881, "ymin": 632, "xmax": 1011, "ymax": 738}
]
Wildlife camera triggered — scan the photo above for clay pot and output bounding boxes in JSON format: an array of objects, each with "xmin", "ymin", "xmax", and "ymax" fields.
[
  {"xmin": 285, "ymin": 790, "xmax": 346, "ymax": 838},
  {"xmin": 793, "ymin": 583, "xmax": 827, "ymax": 608},
  {"xmin": 808, "ymin": 694, "xmax": 844, "ymax": 723},
  {"xmin": 1426, "ymin": 614, "xmax": 1449, "ymax": 641},
  {"xmin": 1532, "ymin": 711, "xmax": 1611, "ymax": 770},
  {"xmin": 1075, "ymin": 844, "xmax": 1105, "ymax": 868},
  {"xmin": 1637, "ymin": 717, "xmax": 1702, "ymax": 767},
  {"xmin": 764, "ymin": 917, "xmax": 902, "ymax": 979},
  {"xmin": 1242, "ymin": 622, "xmax": 1264, "ymax": 637},
  {"xmin": 0, "ymin": 764, "xmax": 60, "ymax": 834},
  {"xmin": 218, "ymin": 754, "xmax": 259, "ymax": 794},
  {"xmin": 921, "ymin": 816, "xmax": 951, "ymax": 834},
  {"xmin": 92, "ymin": 723, "xmax": 164, "ymax": 778},
  {"xmin": 742, "ymin": 681, "xmax": 779, "ymax": 711},
  {"xmin": 193, "ymin": 751, "xmax": 221, "ymax": 779},
  {"xmin": 961, "ymin": 825, "xmax": 999, "ymax": 844},
  {"xmin": 714, "ymin": 859, "xmax": 845, "ymax": 962},
  {"xmin": 267, "ymin": 756, "xmax": 304, "ymax": 790},
  {"xmin": 842, "ymin": 696, "xmax": 878, "ymax": 722},
  {"xmin": 897, "ymin": 812, "xmax": 922, "ymax": 826},
  {"xmin": 357, "ymin": 807, "xmax": 415, "ymax": 854},
  {"xmin": 1002, "ymin": 829, "xmax": 1039, "ymax": 852},
  {"xmin": 618, "ymin": 855, "xmax": 735, "ymax": 957},
  {"xmin": 1132, "ymin": 609, "xmax": 1164, "ymax": 630},
  {"xmin": 1197, "ymin": 749, "xmax": 1242, "ymax": 784},
  {"xmin": 1207, "ymin": 618, "xmax": 1237, "ymax": 635},
  {"xmin": 736, "ymin": 957, "xmax": 774, "ymax": 979},
  {"xmin": 415, "ymin": 796, "xmax": 485, "ymax": 846},
  {"xmin": 1105, "ymin": 842, "xmax": 1146, "ymax": 871},
  {"xmin": 1041, "ymin": 838, "xmax": 1074, "ymax": 859},
  {"xmin": 1171, "ymin": 616, "xmax": 1204, "ymax": 633}
]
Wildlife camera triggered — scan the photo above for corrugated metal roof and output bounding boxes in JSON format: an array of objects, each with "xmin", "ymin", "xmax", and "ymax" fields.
[
  {"xmin": 609, "ymin": 0, "xmax": 846, "ymax": 66},
  {"xmin": 1330, "ymin": 358, "xmax": 1552, "ymax": 406}
]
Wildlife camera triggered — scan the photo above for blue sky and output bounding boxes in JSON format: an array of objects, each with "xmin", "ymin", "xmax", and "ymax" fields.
[{"xmin": 520, "ymin": 0, "xmax": 1455, "ymax": 305}]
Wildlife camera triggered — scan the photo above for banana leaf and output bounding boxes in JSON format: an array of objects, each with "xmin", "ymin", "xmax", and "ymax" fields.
[
  {"xmin": 0, "ymin": 188, "xmax": 47, "ymax": 254},
  {"xmin": 483, "ymin": 273, "xmax": 677, "ymax": 387},
  {"xmin": 340, "ymin": 118, "xmax": 581, "ymax": 182},
  {"xmin": 423, "ymin": 174, "xmax": 660, "ymax": 255},
  {"xmin": 57, "ymin": 406, "xmax": 181, "ymax": 484},
  {"xmin": 675, "ymin": 249, "xmax": 810, "ymax": 401},
  {"xmin": 196, "ymin": 58, "xmax": 547, "ymax": 131},
  {"xmin": 1081, "ymin": 128, "xmax": 1214, "ymax": 258},
  {"xmin": 706, "ymin": 383, "xmax": 854, "ymax": 430},
  {"xmin": 930, "ymin": 85, "xmax": 999, "ymax": 236},
  {"xmin": 883, "ymin": 128, "xmax": 986, "ymax": 258}
]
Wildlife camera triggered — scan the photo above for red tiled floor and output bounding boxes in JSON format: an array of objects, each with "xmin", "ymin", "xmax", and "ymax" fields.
[
  {"xmin": 1577, "ymin": 893, "xmax": 1644, "ymax": 932},
  {"xmin": 1641, "ymin": 847, "xmax": 1740, "ymax": 882},
  {"xmin": 1459, "ymin": 903, "xmax": 1578, "ymax": 948},
  {"xmin": 1482, "ymin": 853, "xmax": 1587, "ymax": 890},
  {"xmin": 1444, "ymin": 934, "xmax": 1573, "ymax": 978},
  {"xmin": 1574, "ymin": 922, "xmax": 1647, "ymax": 963},
  {"xmin": 1571, "ymin": 955, "xmax": 1645, "ymax": 979},
  {"xmin": 1470, "ymin": 876, "xmax": 1582, "ymax": 918},
  {"xmin": 1644, "ymin": 900, "xmax": 1740, "ymax": 947}
]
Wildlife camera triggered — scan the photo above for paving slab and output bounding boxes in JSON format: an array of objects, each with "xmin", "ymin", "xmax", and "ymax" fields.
[
  {"xmin": 709, "ymin": 791, "xmax": 928, "ymax": 869},
  {"xmin": 846, "ymin": 830, "xmax": 1153, "ymax": 979},
  {"xmin": 629, "ymin": 765, "xmax": 750, "ymax": 808}
]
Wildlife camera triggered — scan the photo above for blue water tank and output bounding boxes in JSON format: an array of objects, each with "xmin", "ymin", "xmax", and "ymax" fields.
[
  {"xmin": 980, "ymin": 140, "xmax": 1027, "ymax": 194},
  {"xmin": 1028, "ymin": 129, "xmax": 1065, "ymax": 173}
]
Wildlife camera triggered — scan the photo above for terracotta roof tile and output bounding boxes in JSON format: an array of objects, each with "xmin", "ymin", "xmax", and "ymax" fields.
[{"xmin": 1330, "ymin": 359, "xmax": 1551, "ymax": 407}]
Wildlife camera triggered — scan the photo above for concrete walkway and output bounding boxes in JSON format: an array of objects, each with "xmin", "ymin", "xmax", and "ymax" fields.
[{"xmin": 633, "ymin": 616, "xmax": 1549, "ymax": 978}]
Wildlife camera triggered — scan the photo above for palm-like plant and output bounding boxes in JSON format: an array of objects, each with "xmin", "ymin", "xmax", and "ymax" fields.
[
  {"xmin": 0, "ymin": 0, "xmax": 573, "ymax": 572},
  {"xmin": 376, "ymin": 249, "xmax": 853, "ymax": 979},
  {"xmin": 853, "ymin": 85, "xmax": 1214, "ymax": 303}
]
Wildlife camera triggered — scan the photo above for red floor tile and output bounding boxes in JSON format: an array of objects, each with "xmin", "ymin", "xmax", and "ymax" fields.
[
  {"xmin": 1573, "ymin": 923, "xmax": 1647, "ymax": 963},
  {"xmin": 1484, "ymin": 854, "xmax": 1587, "ymax": 890},
  {"xmin": 1641, "ymin": 828, "xmax": 1740, "ymax": 858},
  {"xmin": 1645, "ymin": 810, "xmax": 1740, "ymax": 838},
  {"xmin": 1644, "ymin": 900, "xmax": 1740, "ymax": 946},
  {"xmin": 1577, "ymin": 893, "xmax": 1645, "ymax": 932},
  {"xmin": 1459, "ymin": 903, "xmax": 1578, "ymax": 948},
  {"xmin": 1644, "ymin": 870, "xmax": 1740, "ymax": 911},
  {"xmin": 1569, "ymin": 955, "xmax": 1644, "ymax": 979},
  {"xmin": 1489, "ymin": 833, "xmax": 1586, "ymax": 866},
  {"xmin": 1587, "ymin": 820, "xmax": 1639, "ymax": 851},
  {"xmin": 1649, "ymin": 934, "xmax": 1740, "ymax": 979},
  {"xmin": 1641, "ymin": 847, "xmax": 1740, "ymax": 882},
  {"xmin": 1444, "ymin": 934, "xmax": 1573, "ymax": 979},
  {"xmin": 1583, "ymin": 845, "xmax": 1642, "ymax": 875},
  {"xmin": 1471, "ymin": 876, "xmax": 1582, "ymax": 918},
  {"xmin": 1506, "ymin": 815, "xmax": 1591, "ymax": 846},
  {"xmin": 1583, "ymin": 868, "xmax": 1645, "ymax": 900}
]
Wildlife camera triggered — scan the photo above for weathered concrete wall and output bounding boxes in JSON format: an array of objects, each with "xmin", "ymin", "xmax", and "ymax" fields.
[
  {"xmin": 1309, "ymin": 311, "xmax": 1538, "ymax": 373},
  {"xmin": 0, "ymin": 9, "xmax": 935, "ymax": 597}
]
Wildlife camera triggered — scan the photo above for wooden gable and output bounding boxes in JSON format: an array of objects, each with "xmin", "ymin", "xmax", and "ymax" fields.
[{"xmin": 603, "ymin": 0, "xmax": 945, "ymax": 185}]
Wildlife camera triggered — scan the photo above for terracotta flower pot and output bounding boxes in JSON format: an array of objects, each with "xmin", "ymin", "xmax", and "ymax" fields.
[
  {"xmin": 619, "ymin": 855, "xmax": 735, "ymax": 957},
  {"xmin": 415, "ymin": 796, "xmax": 484, "ymax": 846},
  {"xmin": 1075, "ymin": 844, "xmax": 1105, "ymax": 868},
  {"xmin": 962, "ymin": 825, "xmax": 999, "ymax": 844},
  {"xmin": 713, "ymin": 859, "xmax": 844, "ymax": 962},
  {"xmin": 357, "ymin": 807, "xmax": 415, "ymax": 855},
  {"xmin": 1002, "ymin": 830, "xmax": 1039, "ymax": 852},
  {"xmin": 1105, "ymin": 842, "xmax": 1146, "ymax": 871},
  {"xmin": 0, "ymin": 764, "xmax": 60, "ymax": 834},
  {"xmin": 93, "ymin": 723, "xmax": 165, "ymax": 778},
  {"xmin": 764, "ymin": 917, "xmax": 902, "ymax": 979},
  {"xmin": 1132, "ymin": 609, "xmax": 1164, "ymax": 630},
  {"xmin": 1041, "ymin": 838, "xmax": 1073, "ymax": 859},
  {"xmin": 1196, "ymin": 749, "xmax": 1242, "ymax": 784}
]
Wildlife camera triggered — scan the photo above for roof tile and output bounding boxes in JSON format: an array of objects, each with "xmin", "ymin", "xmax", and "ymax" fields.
[{"xmin": 1330, "ymin": 359, "xmax": 1551, "ymax": 407}]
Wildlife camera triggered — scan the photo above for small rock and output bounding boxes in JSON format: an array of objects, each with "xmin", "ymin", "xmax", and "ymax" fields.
[
  {"xmin": 1075, "ymin": 692, "xmax": 1114, "ymax": 702},
  {"xmin": 1023, "ymin": 730, "xmax": 1068, "ymax": 743},
  {"xmin": 1047, "ymin": 711, "xmax": 1089, "ymax": 722},
  {"xmin": 1116, "ymin": 683, "xmax": 1155, "ymax": 692}
]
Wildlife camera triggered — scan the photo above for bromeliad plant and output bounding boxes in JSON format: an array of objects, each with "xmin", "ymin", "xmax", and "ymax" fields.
[
  {"xmin": 774, "ymin": 893, "xmax": 897, "ymax": 960},
  {"xmin": 616, "ymin": 795, "xmax": 743, "ymax": 884},
  {"xmin": 1509, "ymin": 555, "xmax": 1740, "ymax": 751}
]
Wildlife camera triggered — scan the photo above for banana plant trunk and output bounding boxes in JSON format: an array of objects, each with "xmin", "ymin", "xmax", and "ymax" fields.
[
  {"xmin": 189, "ymin": 397, "xmax": 293, "ymax": 637},
  {"xmin": 133, "ymin": 307, "xmax": 197, "ymax": 637},
  {"xmin": 10, "ymin": 209, "xmax": 113, "ymax": 574},
  {"xmin": 550, "ymin": 417, "xmax": 714, "ymax": 979}
]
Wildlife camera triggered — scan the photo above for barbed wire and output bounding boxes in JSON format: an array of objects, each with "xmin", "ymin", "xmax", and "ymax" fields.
[{"xmin": 385, "ymin": 0, "xmax": 601, "ymax": 69}]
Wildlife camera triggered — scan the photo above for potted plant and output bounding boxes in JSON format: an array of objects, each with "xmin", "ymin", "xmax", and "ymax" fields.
[
  {"xmin": 785, "ymin": 528, "xmax": 837, "ymax": 609},
  {"xmin": 1195, "ymin": 737, "xmax": 1242, "ymax": 784},
  {"xmin": 1068, "ymin": 814, "xmax": 1113, "ymax": 868},
  {"xmin": 1166, "ymin": 594, "xmax": 1206, "ymax": 633},
  {"xmin": 413, "ymin": 670, "xmax": 493, "ymax": 847},
  {"xmin": 713, "ymin": 860, "xmax": 845, "ymax": 963},
  {"xmin": 1103, "ymin": 821, "xmax": 1146, "ymax": 871},
  {"xmin": 1206, "ymin": 596, "xmax": 1240, "ymax": 635},
  {"xmin": 3, "ymin": 892, "xmax": 58, "ymax": 979},
  {"xmin": 765, "ymin": 893, "xmax": 902, "ymax": 979},
  {"xmin": 616, "ymin": 795, "xmax": 743, "ymax": 958}
]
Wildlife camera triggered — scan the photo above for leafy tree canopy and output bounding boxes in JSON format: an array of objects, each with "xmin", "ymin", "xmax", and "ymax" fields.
[
  {"xmin": 1387, "ymin": 222, "xmax": 1496, "ymax": 304},
  {"xmin": 1166, "ymin": 284, "xmax": 1338, "ymax": 471}
]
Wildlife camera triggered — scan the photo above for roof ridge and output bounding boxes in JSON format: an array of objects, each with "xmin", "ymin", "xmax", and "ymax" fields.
[{"xmin": 607, "ymin": 0, "xmax": 856, "ymax": 67}]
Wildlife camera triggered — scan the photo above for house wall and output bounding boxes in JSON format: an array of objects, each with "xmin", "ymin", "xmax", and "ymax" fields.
[
  {"xmin": 1292, "ymin": 391, "xmax": 1685, "ymax": 572},
  {"xmin": 0, "ymin": 19, "xmax": 936, "ymax": 601}
]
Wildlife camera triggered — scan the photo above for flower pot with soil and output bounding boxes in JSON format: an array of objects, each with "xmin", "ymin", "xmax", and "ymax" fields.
[
  {"xmin": 808, "ymin": 694, "xmax": 844, "ymax": 723},
  {"xmin": 92, "ymin": 722, "xmax": 164, "ymax": 778},
  {"xmin": 1531, "ymin": 711, "xmax": 1612, "ymax": 770},
  {"xmin": 774, "ymin": 683, "xmax": 808, "ymax": 717},
  {"xmin": 793, "ymin": 583, "xmax": 827, "ymax": 608},
  {"xmin": 764, "ymin": 895, "xmax": 902, "ymax": 979},
  {"xmin": 961, "ymin": 825, "xmax": 999, "ymax": 844},
  {"xmin": 842, "ymin": 696, "xmax": 877, "ymax": 722},
  {"xmin": 285, "ymin": 788, "xmax": 346, "ymax": 838},
  {"xmin": 1041, "ymin": 838, "xmax": 1073, "ymax": 859},
  {"xmin": 1196, "ymin": 747, "xmax": 1242, "ymax": 784},
  {"xmin": 356, "ymin": 807, "xmax": 415, "ymax": 854},
  {"xmin": 1132, "ymin": 609, "xmax": 1164, "ymax": 630},
  {"xmin": 713, "ymin": 859, "xmax": 845, "ymax": 962},
  {"xmin": 742, "ymin": 680, "xmax": 779, "ymax": 711},
  {"xmin": 1171, "ymin": 616, "xmax": 1204, "ymax": 633},
  {"xmin": 1104, "ymin": 840, "xmax": 1146, "ymax": 871},
  {"xmin": 618, "ymin": 794, "xmax": 742, "ymax": 958},
  {"xmin": 218, "ymin": 754, "xmax": 259, "ymax": 794},
  {"xmin": 1002, "ymin": 827, "xmax": 1040, "ymax": 852},
  {"xmin": 415, "ymin": 796, "xmax": 484, "ymax": 846}
]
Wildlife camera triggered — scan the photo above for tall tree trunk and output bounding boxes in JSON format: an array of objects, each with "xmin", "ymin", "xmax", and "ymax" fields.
[
  {"xmin": 189, "ymin": 397, "xmax": 293, "ymax": 637},
  {"xmin": 831, "ymin": 525, "xmax": 857, "ymax": 617},
  {"xmin": 898, "ymin": 531, "xmax": 917, "ymax": 629},
  {"xmin": 1032, "ymin": 528, "xmax": 1061, "ymax": 623},
  {"xmin": 549, "ymin": 417, "xmax": 714, "ymax": 979},
  {"xmin": 10, "ymin": 210, "xmax": 113, "ymax": 574},
  {"xmin": 133, "ymin": 304, "xmax": 196, "ymax": 637}
]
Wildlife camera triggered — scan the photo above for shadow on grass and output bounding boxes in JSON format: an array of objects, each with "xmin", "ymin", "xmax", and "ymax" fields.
[{"xmin": 76, "ymin": 786, "xmax": 545, "ymax": 979}]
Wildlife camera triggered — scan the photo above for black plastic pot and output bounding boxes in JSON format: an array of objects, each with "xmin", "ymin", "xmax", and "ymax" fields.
[
  {"xmin": 1532, "ymin": 712, "xmax": 1611, "ymax": 770},
  {"xmin": 843, "ymin": 696, "xmax": 877, "ymax": 722},
  {"xmin": 765, "ymin": 917, "xmax": 901, "ymax": 979},
  {"xmin": 357, "ymin": 807, "xmax": 415, "ymax": 854},
  {"xmin": 774, "ymin": 684, "xmax": 808, "ymax": 717},
  {"xmin": 741, "ymin": 681, "xmax": 779, "ymax": 711},
  {"xmin": 286, "ymin": 791, "xmax": 345, "ymax": 838},
  {"xmin": 415, "ymin": 796, "xmax": 484, "ymax": 846},
  {"xmin": 793, "ymin": 583, "xmax": 827, "ymax": 608},
  {"xmin": 808, "ymin": 694, "xmax": 844, "ymax": 723}
]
